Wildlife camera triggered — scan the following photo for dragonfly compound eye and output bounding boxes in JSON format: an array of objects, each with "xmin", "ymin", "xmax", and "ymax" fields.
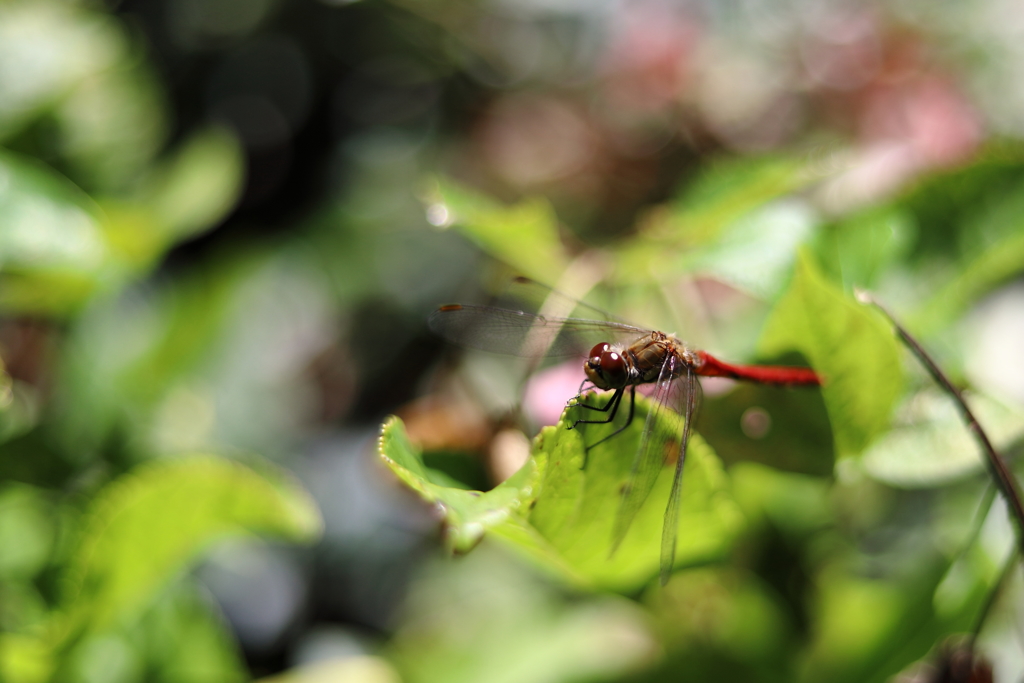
[
  {"xmin": 588, "ymin": 342, "xmax": 610, "ymax": 362},
  {"xmin": 599, "ymin": 348, "xmax": 627, "ymax": 384}
]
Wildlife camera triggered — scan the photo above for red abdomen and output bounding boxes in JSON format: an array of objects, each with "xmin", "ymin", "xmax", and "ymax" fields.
[{"xmin": 695, "ymin": 351, "xmax": 821, "ymax": 386}]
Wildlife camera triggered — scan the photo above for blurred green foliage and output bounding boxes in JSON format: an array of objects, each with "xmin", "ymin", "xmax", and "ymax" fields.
[
  {"xmin": 0, "ymin": 457, "xmax": 320, "ymax": 683},
  {"xmin": 0, "ymin": 3, "xmax": 317, "ymax": 681},
  {"xmin": 4, "ymin": 0, "xmax": 1024, "ymax": 682},
  {"xmin": 761, "ymin": 252, "xmax": 904, "ymax": 458}
]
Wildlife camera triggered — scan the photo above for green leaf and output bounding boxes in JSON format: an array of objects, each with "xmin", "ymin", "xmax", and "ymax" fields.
[
  {"xmin": 59, "ymin": 455, "xmax": 322, "ymax": 636},
  {"xmin": 0, "ymin": 150, "xmax": 110, "ymax": 313},
  {"xmin": 665, "ymin": 156, "xmax": 813, "ymax": 246},
  {"xmin": 379, "ymin": 416, "xmax": 544, "ymax": 554},
  {"xmin": 0, "ymin": 270, "xmax": 107, "ymax": 315},
  {"xmin": 861, "ymin": 390, "xmax": 1024, "ymax": 488},
  {"xmin": 760, "ymin": 251, "xmax": 903, "ymax": 458},
  {"xmin": 798, "ymin": 557, "xmax": 988, "ymax": 683},
  {"xmin": 428, "ymin": 178, "xmax": 568, "ymax": 281},
  {"xmin": 677, "ymin": 200, "xmax": 817, "ymax": 298},
  {"xmin": 140, "ymin": 126, "xmax": 244, "ymax": 242},
  {"xmin": 53, "ymin": 261, "xmax": 244, "ymax": 459},
  {"xmin": 115, "ymin": 263, "xmax": 247, "ymax": 407},
  {"xmin": 815, "ymin": 207, "xmax": 916, "ymax": 291},
  {"xmin": 528, "ymin": 397, "xmax": 743, "ymax": 591},
  {"xmin": 386, "ymin": 546, "xmax": 653, "ymax": 683},
  {"xmin": 800, "ymin": 573, "xmax": 914, "ymax": 683},
  {"xmin": 91, "ymin": 200, "xmax": 167, "ymax": 273},
  {"xmin": 0, "ymin": 485, "xmax": 55, "ymax": 579},
  {"xmin": 614, "ymin": 156, "xmax": 821, "ymax": 283},
  {"xmin": 379, "ymin": 395, "xmax": 743, "ymax": 592},
  {"xmin": 56, "ymin": 63, "xmax": 168, "ymax": 192},
  {"xmin": 0, "ymin": 4, "xmax": 126, "ymax": 139},
  {"xmin": 0, "ymin": 633, "xmax": 52, "ymax": 683},
  {"xmin": 912, "ymin": 227, "xmax": 1024, "ymax": 335},
  {"xmin": 895, "ymin": 155, "xmax": 1024, "ymax": 333},
  {"xmin": 131, "ymin": 581, "xmax": 247, "ymax": 683}
]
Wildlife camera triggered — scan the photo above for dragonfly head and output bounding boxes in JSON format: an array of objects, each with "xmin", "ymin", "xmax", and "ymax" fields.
[{"xmin": 585, "ymin": 342, "xmax": 628, "ymax": 390}]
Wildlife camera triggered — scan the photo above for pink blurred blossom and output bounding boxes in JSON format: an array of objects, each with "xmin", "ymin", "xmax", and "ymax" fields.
[
  {"xmin": 813, "ymin": 23, "xmax": 982, "ymax": 211},
  {"xmin": 601, "ymin": 0, "xmax": 700, "ymax": 115},
  {"xmin": 523, "ymin": 360, "xmax": 588, "ymax": 426},
  {"xmin": 801, "ymin": 11, "xmax": 882, "ymax": 91},
  {"xmin": 476, "ymin": 95, "xmax": 597, "ymax": 188},
  {"xmin": 824, "ymin": 75, "xmax": 982, "ymax": 210},
  {"xmin": 861, "ymin": 75, "xmax": 981, "ymax": 167}
]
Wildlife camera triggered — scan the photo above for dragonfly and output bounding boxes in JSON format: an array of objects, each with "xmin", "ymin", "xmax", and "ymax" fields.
[{"xmin": 428, "ymin": 284, "xmax": 821, "ymax": 585}]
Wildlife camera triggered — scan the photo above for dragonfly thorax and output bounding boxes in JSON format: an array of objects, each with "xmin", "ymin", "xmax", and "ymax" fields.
[
  {"xmin": 585, "ymin": 342, "xmax": 631, "ymax": 390},
  {"xmin": 586, "ymin": 333, "xmax": 699, "ymax": 390}
]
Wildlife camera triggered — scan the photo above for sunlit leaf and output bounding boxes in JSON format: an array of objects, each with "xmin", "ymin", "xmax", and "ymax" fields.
[
  {"xmin": 0, "ymin": 150, "xmax": 110, "ymax": 312},
  {"xmin": 528, "ymin": 397, "xmax": 743, "ymax": 591},
  {"xmin": 666, "ymin": 156, "xmax": 814, "ymax": 246},
  {"xmin": 912, "ymin": 228, "xmax": 1024, "ymax": 335},
  {"xmin": 816, "ymin": 207, "xmax": 916, "ymax": 291},
  {"xmin": 0, "ymin": 634, "xmax": 52, "ymax": 683},
  {"xmin": 614, "ymin": 156, "xmax": 821, "ymax": 283},
  {"xmin": 57, "ymin": 63, "xmax": 168, "ymax": 192},
  {"xmin": 380, "ymin": 395, "xmax": 743, "ymax": 592},
  {"xmin": 861, "ymin": 390, "xmax": 1024, "ymax": 488},
  {"xmin": 0, "ymin": 4, "xmax": 125, "ymax": 139},
  {"xmin": 59, "ymin": 456, "xmax": 322, "ymax": 635},
  {"xmin": 679, "ymin": 199, "xmax": 818, "ymax": 298},
  {"xmin": 760, "ymin": 251, "xmax": 903, "ymax": 458},
  {"xmin": 378, "ymin": 416, "xmax": 544, "ymax": 555},
  {"xmin": 140, "ymin": 126, "xmax": 245, "ymax": 242},
  {"xmin": 428, "ymin": 177, "xmax": 568, "ymax": 281},
  {"xmin": 0, "ymin": 271, "xmax": 109, "ymax": 315},
  {"xmin": 92, "ymin": 200, "xmax": 166, "ymax": 273},
  {"xmin": 0, "ymin": 485, "xmax": 54, "ymax": 579}
]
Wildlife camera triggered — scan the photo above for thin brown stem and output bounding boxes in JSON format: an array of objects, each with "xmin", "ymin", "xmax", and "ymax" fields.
[
  {"xmin": 856, "ymin": 290, "xmax": 1024, "ymax": 559},
  {"xmin": 970, "ymin": 550, "xmax": 1018, "ymax": 644}
]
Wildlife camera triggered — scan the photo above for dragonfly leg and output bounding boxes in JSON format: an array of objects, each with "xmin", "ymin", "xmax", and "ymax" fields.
[
  {"xmin": 572, "ymin": 387, "xmax": 634, "ymax": 470},
  {"xmin": 567, "ymin": 378, "xmax": 596, "ymax": 407},
  {"xmin": 570, "ymin": 387, "xmax": 624, "ymax": 426},
  {"xmin": 584, "ymin": 386, "xmax": 636, "ymax": 452}
]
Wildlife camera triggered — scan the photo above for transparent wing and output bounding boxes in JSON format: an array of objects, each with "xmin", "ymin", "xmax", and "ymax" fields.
[
  {"xmin": 609, "ymin": 354, "xmax": 702, "ymax": 584},
  {"xmin": 428, "ymin": 304, "xmax": 649, "ymax": 358},
  {"xmin": 506, "ymin": 276, "xmax": 636, "ymax": 326},
  {"xmin": 610, "ymin": 354, "xmax": 677, "ymax": 552},
  {"xmin": 659, "ymin": 367, "xmax": 701, "ymax": 586}
]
